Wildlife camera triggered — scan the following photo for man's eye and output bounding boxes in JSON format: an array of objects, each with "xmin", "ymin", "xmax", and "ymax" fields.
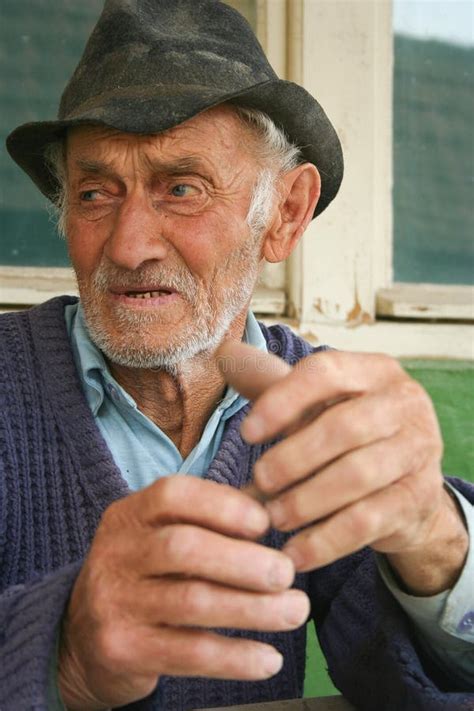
[
  {"xmin": 80, "ymin": 190, "xmax": 100, "ymax": 202},
  {"xmin": 170, "ymin": 184, "xmax": 197, "ymax": 198}
]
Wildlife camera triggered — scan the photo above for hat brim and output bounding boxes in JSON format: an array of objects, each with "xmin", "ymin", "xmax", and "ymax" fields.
[{"xmin": 6, "ymin": 79, "xmax": 343, "ymax": 218}]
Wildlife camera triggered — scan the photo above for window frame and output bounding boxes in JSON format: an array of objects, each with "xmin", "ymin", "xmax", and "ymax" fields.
[{"xmin": 284, "ymin": 0, "xmax": 473, "ymax": 357}]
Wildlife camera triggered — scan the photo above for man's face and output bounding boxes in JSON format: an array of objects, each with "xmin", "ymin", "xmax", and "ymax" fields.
[{"xmin": 65, "ymin": 106, "xmax": 267, "ymax": 370}]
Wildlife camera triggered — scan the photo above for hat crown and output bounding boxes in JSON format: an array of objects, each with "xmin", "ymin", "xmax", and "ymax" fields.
[
  {"xmin": 59, "ymin": 0, "xmax": 276, "ymax": 120},
  {"xmin": 6, "ymin": 0, "xmax": 343, "ymax": 217}
]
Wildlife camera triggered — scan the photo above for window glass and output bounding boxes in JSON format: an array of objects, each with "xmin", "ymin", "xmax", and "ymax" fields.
[
  {"xmin": 0, "ymin": 0, "xmax": 257, "ymax": 267},
  {"xmin": 393, "ymin": 0, "xmax": 474, "ymax": 285}
]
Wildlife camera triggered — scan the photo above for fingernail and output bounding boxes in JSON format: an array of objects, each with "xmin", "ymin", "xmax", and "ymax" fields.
[
  {"xmin": 283, "ymin": 592, "xmax": 311, "ymax": 627},
  {"xmin": 241, "ymin": 414, "xmax": 266, "ymax": 442},
  {"xmin": 268, "ymin": 559, "xmax": 294, "ymax": 590},
  {"xmin": 261, "ymin": 649, "xmax": 283, "ymax": 676},
  {"xmin": 266, "ymin": 499, "xmax": 287, "ymax": 529}
]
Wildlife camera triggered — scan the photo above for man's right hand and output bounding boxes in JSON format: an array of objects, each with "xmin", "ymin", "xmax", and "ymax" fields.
[{"xmin": 58, "ymin": 476, "xmax": 309, "ymax": 710}]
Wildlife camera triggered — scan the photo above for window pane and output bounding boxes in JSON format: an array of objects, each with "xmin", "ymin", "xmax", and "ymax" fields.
[
  {"xmin": 0, "ymin": 0, "xmax": 103, "ymax": 266},
  {"xmin": 393, "ymin": 0, "xmax": 474, "ymax": 285},
  {"xmin": 0, "ymin": 0, "xmax": 257, "ymax": 267}
]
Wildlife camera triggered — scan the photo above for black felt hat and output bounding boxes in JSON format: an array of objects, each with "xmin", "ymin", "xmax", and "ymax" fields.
[{"xmin": 6, "ymin": 0, "xmax": 343, "ymax": 217}]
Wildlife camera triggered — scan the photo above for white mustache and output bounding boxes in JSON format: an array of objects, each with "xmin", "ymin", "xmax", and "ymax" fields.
[{"xmin": 90, "ymin": 261, "xmax": 199, "ymax": 300}]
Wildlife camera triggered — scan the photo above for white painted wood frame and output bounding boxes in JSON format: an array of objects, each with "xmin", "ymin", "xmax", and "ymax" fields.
[{"xmin": 285, "ymin": 0, "xmax": 473, "ymax": 357}]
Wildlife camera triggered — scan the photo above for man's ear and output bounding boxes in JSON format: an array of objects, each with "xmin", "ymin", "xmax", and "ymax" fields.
[{"xmin": 262, "ymin": 163, "xmax": 321, "ymax": 263}]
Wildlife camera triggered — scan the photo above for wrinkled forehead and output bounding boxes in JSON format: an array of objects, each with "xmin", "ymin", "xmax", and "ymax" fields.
[{"xmin": 65, "ymin": 104, "xmax": 257, "ymax": 168}]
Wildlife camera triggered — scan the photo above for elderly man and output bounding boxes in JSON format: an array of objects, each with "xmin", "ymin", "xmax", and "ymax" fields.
[{"xmin": 1, "ymin": 1, "xmax": 473, "ymax": 710}]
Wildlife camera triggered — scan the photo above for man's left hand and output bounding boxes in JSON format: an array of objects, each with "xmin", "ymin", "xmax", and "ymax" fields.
[{"xmin": 218, "ymin": 343, "xmax": 468, "ymax": 596}]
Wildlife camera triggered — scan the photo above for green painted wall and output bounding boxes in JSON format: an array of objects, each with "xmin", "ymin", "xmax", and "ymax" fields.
[{"xmin": 304, "ymin": 360, "xmax": 474, "ymax": 697}]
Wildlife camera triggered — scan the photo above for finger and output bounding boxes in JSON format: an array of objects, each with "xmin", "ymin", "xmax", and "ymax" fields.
[
  {"xmin": 281, "ymin": 469, "xmax": 437, "ymax": 570},
  {"xmin": 218, "ymin": 342, "xmax": 404, "ymax": 444},
  {"xmin": 112, "ymin": 625, "xmax": 285, "ymax": 681},
  {"xmin": 217, "ymin": 340, "xmax": 292, "ymax": 400},
  {"xmin": 139, "ymin": 524, "xmax": 295, "ymax": 592},
  {"xmin": 253, "ymin": 390, "xmax": 402, "ymax": 496},
  {"xmin": 142, "ymin": 579, "xmax": 310, "ymax": 631},
  {"xmin": 124, "ymin": 475, "xmax": 270, "ymax": 539},
  {"xmin": 265, "ymin": 431, "xmax": 430, "ymax": 532},
  {"xmin": 242, "ymin": 481, "xmax": 270, "ymax": 503}
]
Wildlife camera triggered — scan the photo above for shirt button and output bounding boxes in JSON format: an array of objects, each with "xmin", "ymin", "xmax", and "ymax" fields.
[
  {"xmin": 457, "ymin": 611, "xmax": 474, "ymax": 635},
  {"xmin": 107, "ymin": 383, "xmax": 120, "ymax": 402}
]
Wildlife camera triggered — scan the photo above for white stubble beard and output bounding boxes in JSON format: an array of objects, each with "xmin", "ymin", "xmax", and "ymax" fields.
[{"xmin": 76, "ymin": 232, "xmax": 263, "ymax": 374}]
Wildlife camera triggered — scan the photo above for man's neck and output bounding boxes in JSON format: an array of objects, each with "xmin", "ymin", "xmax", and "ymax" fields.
[{"xmin": 108, "ymin": 315, "xmax": 247, "ymax": 458}]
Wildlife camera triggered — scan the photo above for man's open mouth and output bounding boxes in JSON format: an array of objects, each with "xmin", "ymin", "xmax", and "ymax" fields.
[{"xmin": 125, "ymin": 290, "xmax": 173, "ymax": 299}]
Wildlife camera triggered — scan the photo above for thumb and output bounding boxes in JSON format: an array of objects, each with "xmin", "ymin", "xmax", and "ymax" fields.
[
  {"xmin": 217, "ymin": 340, "xmax": 292, "ymax": 502},
  {"xmin": 216, "ymin": 341, "xmax": 292, "ymax": 401}
]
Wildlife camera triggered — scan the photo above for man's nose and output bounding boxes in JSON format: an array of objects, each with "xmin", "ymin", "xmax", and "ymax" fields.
[{"xmin": 104, "ymin": 192, "xmax": 169, "ymax": 270}]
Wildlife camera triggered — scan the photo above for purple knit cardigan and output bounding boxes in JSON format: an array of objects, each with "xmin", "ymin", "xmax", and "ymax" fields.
[{"xmin": 0, "ymin": 296, "xmax": 472, "ymax": 711}]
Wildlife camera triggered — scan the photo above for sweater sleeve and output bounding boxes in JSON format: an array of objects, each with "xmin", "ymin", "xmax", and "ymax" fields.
[
  {"xmin": 308, "ymin": 477, "xmax": 474, "ymax": 711},
  {"xmin": 0, "ymin": 562, "xmax": 81, "ymax": 711},
  {"xmin": 376, "ymin": 486, "xmax": 474, "ymax": 689}
]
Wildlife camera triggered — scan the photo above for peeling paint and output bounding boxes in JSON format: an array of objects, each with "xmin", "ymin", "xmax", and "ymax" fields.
[
  {"xmin": 346, "ymin": 283, "xmax": 374, "ymax": 327},
  {"xmin": 313, "ymin": 287, "xmax": 373, "ymax": 327},
  {"xmin": 314, "ymin": 298, "xmax": 324, "ymax": 315}
]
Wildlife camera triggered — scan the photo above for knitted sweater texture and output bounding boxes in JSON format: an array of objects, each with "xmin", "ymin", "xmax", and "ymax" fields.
[{"xmin": 0, "ymin": 296, "xmax": 472, "ymax": 711}]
